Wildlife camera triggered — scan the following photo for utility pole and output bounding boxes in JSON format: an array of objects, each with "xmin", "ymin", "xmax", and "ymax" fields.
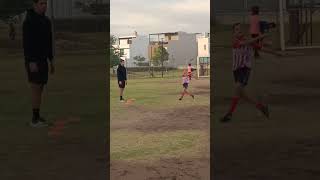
[{"xmin": 161, "ymin": 38, "xmax": 164, "ymax": 78}]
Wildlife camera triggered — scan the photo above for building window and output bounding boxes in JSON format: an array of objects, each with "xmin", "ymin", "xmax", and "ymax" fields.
[
  {"xmin": 204, "ymin": 45, "xmax": 206, "ymax": 50},
  {"xmin": 127, "ymin": 39, "xmax": 132, "ymax": 44}
]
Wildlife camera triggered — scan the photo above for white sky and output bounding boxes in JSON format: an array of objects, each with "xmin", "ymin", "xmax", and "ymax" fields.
[{"xmin": 110, "ymin": 0, "xmax": 210, "ymax": 37}]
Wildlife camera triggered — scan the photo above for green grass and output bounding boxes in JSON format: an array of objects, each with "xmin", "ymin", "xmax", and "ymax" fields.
[{"xmin": 110, "ymin": 77, "xmax": 209, "ymax": 113}]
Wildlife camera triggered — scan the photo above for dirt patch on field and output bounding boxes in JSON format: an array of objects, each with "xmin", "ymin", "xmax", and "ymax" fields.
[
  {"xmin": 111, "ymin": 78, "xmax": 210, "ymax": 179},
  {"xmin": 111, "ymin": 157, "xmax": 210, "ymax": 180},
  {"xmin": 112, "ymin": 105, "xmax": 209, "ymax": 133}
]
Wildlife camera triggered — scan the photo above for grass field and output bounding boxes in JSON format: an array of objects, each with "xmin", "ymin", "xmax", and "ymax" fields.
[
  {"xmin": 213, "ymin": 47, "xmax": 320, "ymax": 180},
  {"xmin": 110, "ymin": 76, "xmax": 210, "ymax": 179},
  {"xmin": 0, "ymin": 52, "xmax": 108, "ymax": 179}
]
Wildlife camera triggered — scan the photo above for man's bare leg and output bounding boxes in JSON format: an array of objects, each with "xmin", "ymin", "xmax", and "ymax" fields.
[
  {"xmin": 120, "ymin": 88, "xmax": 124, "ymax": 101},
  {"xmin": 30, "ymin": 83, "xmax": 44, "ymax": 123}
]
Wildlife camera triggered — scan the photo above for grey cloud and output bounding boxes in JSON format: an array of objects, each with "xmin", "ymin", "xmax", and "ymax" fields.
[{"xmin": 110, "ymin": 0, "xmax": 209, "ymax": 36}]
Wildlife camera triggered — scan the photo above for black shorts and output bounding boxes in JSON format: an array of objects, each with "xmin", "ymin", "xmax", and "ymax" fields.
[
  {"xmin": 183, "ymin": 83, "xmax": 188, "ymax": 89},
  {"xmin": 118, "ymin": 81, "xmax": 125, "ymax": 88},
  {"xmin": 25, "ymin": 59, "xmax": 49, "ymax": 85},
  {"xmin": 233, "ymin": 67, "xmax": 251, "ymax": 87}
]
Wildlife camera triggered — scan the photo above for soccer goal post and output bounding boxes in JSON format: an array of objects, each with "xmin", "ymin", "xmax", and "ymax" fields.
[{"xmin": 197, "ymin": 57, "xmax": 210, "ymax": 78}]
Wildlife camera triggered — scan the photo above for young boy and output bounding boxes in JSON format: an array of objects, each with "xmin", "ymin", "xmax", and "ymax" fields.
[
  {"xmin": 179, "ymin": 72, "xmax": 194, "ymax": 100},
  {"xmin": 187, "ymin": 63, "xmax": 193, "ymax": 80},
  {"xmin": 250, "ymin": 6, "xmax": 261, "ymax": 58},
  {"xmin": 221, "ymin": 23, "xmax": 269, "ymax": 123}
]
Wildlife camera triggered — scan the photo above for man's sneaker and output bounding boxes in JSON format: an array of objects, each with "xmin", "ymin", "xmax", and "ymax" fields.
[
  {"xmin": 120, "ymin": 99, "xmax": 125, "ymax": 102},
  {"xmin": 259, "ymin": 105, "xmax": 269, "ymax": 119},
  {"xmin": 38, "ymin": 117, "xmax": 46, "ymax": 123},
  {"xmin": 29, "ymin": 120, "xmax": 48, "ymax": 128},
  {"xmin": 179, "ymin": 98, "xmax": 182, "ymax": 101},
  {"xmin": 221, "ymin": 113, "xmax": 232, "ymax": 123}
]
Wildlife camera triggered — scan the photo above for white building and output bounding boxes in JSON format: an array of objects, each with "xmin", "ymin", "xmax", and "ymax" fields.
[
  {"xmin": 149, "ymin": 31, "xmax": 198, "ymax": 68},
  {"xmin": 118, "ymin": 35, "xmax": 136, "ymax": 67},
  {"xmin": 130, "ymin": 35, "xmax": 149, "ymax": 67},
  {"xmin": 197, "ymin": 32, "xmax": 210, "ymax": 77},
  {"xmin": 117, "ymin": 32, "xmax": 149, "ymax": 67}
]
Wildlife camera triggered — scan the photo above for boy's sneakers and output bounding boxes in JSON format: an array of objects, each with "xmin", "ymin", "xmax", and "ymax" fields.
[
  {"xmin": 30, "ymin": 117, "xmax": 49, "ymax": 127},
  {"xmin": 221, "ymin": 113, "xmax": 232, "ymax": 123},
  {"xmin": 120, "ymin": 99, "xmax": 125, "ymax": 102},
  {"xmin": 259, "ymin": 104, "xmax": 269, "ymax": 119},
  {"xmin": 179, "ymin": 98, "xmax": 182, "ymax": 101}
]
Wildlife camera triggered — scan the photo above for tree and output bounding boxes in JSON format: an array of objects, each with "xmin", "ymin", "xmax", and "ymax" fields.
[
  {"xmin": 0, "ymin": 0, "xmax": 32, "ymax": 40},
  {"xmin": 74, "ymin": 0, "xmax": 108, "ymax": 15},
  {"xmin": 151, "ymin": 46, "xmax": 169, "ymax": 66},
  {"xmin": 133, "ymin": 56, "xmax": 146, "ymax": 66},
  {"xmin": 110, "ymin": 35, "xmax": 121, "ymax": 70},
  {"xmin": 152, "ymin": 46, "xmax": 169, "ymax": 77}
]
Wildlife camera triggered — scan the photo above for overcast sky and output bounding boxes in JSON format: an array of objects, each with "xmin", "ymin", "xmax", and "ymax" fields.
[{"xmin": 110, "ymin": 0, "xmax": 210, "ymax": 37}]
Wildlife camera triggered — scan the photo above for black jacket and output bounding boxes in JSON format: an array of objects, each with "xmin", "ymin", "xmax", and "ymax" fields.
[
  {"xmin": 117, "ymin": 64, "xmax": 127, "ymax": 81},
  {"xmin": 23, "ymin": 9, "xmax": 53, "ymax": 62}
]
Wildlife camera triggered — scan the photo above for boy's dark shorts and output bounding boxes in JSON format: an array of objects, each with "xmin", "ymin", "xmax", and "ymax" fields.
[
  {"xmin": 233, "ymin": 67, "xmax": 251, "ymax": 87},
  {"xmin": 118, "ymin": 80, "xmax": 126, "ymax": 88},
  {"xmin": 183, "ymin": 83, "xmax": 188, "ymax": 89},
  {"xmin": 25, "ymin": 58, "xmax": 48, "ymax": 85}
]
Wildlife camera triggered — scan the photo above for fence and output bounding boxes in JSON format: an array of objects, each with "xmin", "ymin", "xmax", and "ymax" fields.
[
  {"xmin": 212, "ymin": 0, "xmax": 320, "ymax": 49},
  {"xmin": 0, "ymin": 0, "xmax": 108, "ymax": 57},
  {"xmin": 110, "ymin": 66, "xmax": 185, "ymax": 79}
]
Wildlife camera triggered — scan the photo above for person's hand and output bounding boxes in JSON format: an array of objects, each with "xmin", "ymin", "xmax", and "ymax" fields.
[
  {"xmin": 119, "ymin": 81, "xmax": 122, "ymax": 85},
  {"xmin": 29, "ymin": 62, "xmax": 38, "ymax": 72},
  {"xmin": 50, "ymin": 62, "xmax": 55, "ymax": 74}
]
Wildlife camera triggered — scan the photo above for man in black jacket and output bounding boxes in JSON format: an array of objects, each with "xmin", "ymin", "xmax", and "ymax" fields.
[
  {"xmin": 23, "ymin": 0, "xmax": 55, "ymax": 127},
  {"xmin": 117, "ymin": 59, "xmax": 127, "ymax": 102}
]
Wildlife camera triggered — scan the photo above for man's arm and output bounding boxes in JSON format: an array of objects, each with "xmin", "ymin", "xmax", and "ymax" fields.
[
  {"xmin": 240, "ymin": 34, "xmax": 268, "ymax": 45},
  {"xmin": 48, "ymin": 20, "xmax": 54, "ymax": 63},
  {"xmin": 23, "ymin": 19, "xmax": 39, "ymax": 72},
  {"xmin": 124, "ymin": 68, "xmax": 127, "ymax": 81},
  {"xmin": 117, "ymin": 67, "xmax": 121, "ymax": 81},
  {"xmin": 23, "ymin": 20, "xmax": 36, "ymax": 61},
  {"xmin": 48, "ymin": 21, "xmax": 55, "ymax": 74}
]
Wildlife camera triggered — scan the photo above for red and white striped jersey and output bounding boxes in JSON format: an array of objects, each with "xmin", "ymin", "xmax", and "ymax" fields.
[{"xmin": 232, "ymin": 35, "xmax": 253, "ymax": 71}]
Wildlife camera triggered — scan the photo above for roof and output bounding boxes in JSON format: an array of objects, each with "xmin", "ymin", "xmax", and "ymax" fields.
[{"xmin": 118, "ymin": 35, "xmax": 136, "ymax": 39}]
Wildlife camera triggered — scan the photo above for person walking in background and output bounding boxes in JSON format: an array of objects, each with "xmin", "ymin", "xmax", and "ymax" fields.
[
  {"xmin": 187, "ymin": 63, "xmax": 193, "ymax": 80},
  {"xmin": 250, "ymin": 6, "xmax": 261, "ymax": 58}
]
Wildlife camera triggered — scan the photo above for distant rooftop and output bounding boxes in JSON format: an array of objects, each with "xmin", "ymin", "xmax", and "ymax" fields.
[{"xmin": 118, "ymin": 35, "xmax": 136, "ymax": 39}]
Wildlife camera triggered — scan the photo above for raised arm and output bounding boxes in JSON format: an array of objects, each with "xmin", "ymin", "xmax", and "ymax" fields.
[{"xmin": 239, "ymin": 34, "xmax": 268, "ymax": 45}]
